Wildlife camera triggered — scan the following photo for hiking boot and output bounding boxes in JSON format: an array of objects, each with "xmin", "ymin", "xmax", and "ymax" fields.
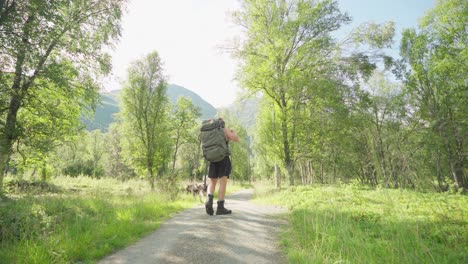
[
  {"xmin": 216, "ymin": 200, "xmax": 232, "ymax": 215},
  {"xmin": 205, "ymin": 195, "xmax": 214, "ymax": 216}
]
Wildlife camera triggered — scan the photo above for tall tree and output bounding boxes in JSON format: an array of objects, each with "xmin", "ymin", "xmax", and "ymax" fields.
[
  {"xmin": 233, "ymin": 0, "xmax": 351, "ymax": 185},
  {"xmin": 399, "ymin": 0, "xmax": 467, "ymax": 191},
  {"xmin": 0, "ymin": 0, "xmax": 126, "ymax": 193},
  {"xmin": 234, "ymin": 0, "xmax": 396, "ymax": 187},
  {"xmin": 120, "ymin": 51, "xmax": 171, "ymax": 190}
]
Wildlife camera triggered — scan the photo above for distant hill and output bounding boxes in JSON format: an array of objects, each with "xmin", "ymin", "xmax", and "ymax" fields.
[
  {"xmin": 166, "ymin": 84, "xmax": 217, "ymax": 119},
  {"xmin": 83, "ymin": 84, "xmax": 217, "ymax": 131},
  {"xmin": 219, "ymin": 97, "xmax": 259, "ymax": 132}
]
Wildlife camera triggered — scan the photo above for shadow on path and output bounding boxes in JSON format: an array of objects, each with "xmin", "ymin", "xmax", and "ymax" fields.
[{"xmin": 99, "ymin": 189, "xmax": 287, "ymax": 264}]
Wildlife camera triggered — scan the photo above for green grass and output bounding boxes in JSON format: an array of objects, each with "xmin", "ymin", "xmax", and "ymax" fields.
[
  {"xmin": 0, "ymin": 176, "xmax": 199, "ymax": 263},
  {"xmin": 227, "ymin": 180, "xmax": 253, "ymax": 194},
  {"xmin": 253, "ymin": 184, "xmax": 468, "ymax": 264}
]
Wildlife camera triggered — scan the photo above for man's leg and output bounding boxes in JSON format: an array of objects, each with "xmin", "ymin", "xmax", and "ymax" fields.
[
  {"xmin": 216, "ymin": 176, "xmax": 231, "ymax": 215},
  {"xmin": 209, "ymin": 177, "xmax": 218, "ymax": 195},
  {"xmin": 205, "ymin": 178, "xmax": 217, "ymax": 216},
  {"xmin": 218, "ymin": 176, "xmax": 228, "ymax": 200}
]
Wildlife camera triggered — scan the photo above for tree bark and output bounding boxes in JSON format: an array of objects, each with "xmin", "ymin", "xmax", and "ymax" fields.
[
  {"xmin": 299, "ymin": 161, "xmax": 305, "ymax": 185},
  {"xmin": 280, "ymin": 105, "xmax": 294, "ymax": 186},
  {"xmin": 274, "ymin": 163, "xmax": 280, "ymax": 189},
  {"xmin": 374, "ymin": 110, "xmax": 389, "ymax": 187},
  {"xmin": 171, "ymin": 134, "xmax": 180, "ymax": 173},
  {"xmin": 148, "ymin": 166, "xmax": 155, "ymax": 190},
  {"xmin": 319, "ymin": 160, "xmax": 324, "ymax": 184},
  {"xmin": 308, "ymin": 161, "xmax": 314, "ymax": 185},
  {"xmin": 441, "ymin": 123, "xmax": 466, "ymax": 192},
  {"xmin": 0, "ymin": 92, "xmax": 22, "ymax": 193},
  {"xmin": 147, "ymin": 153, "xmax": 155, "ymax": 190},
  {"xmin": 333, "ymin": 158, "xmax": 337, "ymax": 184},
  {"xmin": 452, "ymin": 122, "xmax": 466, "ymax": 192}
]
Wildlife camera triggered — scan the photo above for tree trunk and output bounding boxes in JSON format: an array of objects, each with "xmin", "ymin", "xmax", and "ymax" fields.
[
  {"xmin": 285, "ymin": 161, "xmax": 295, "ymax": 186},
  {"xmin": 0, "ymin": 137, "xmax": 13, "ymax": 194},
  {"xmin": 0, "ymin": 14, "xmax": 34, "ymax": 193},
  {"xmin": 0, "ymin": 93, "xmax": 22, "ymax": 193},
  {"xmin": 442, "ymin": 125, "xmax": 466, "ymax": 192},
  {"xmin": 308, "ymin": 161, "xmax": 314, "ymax": 185},
  {"xmin": 274, "ymin": 163, "xmax": 280, "ymax": 189},
  {"xmin": 319, "ymin": 160, "xmax": 324, "ymax": 184},
  {"xmin": 434, "ymin": 151, "xmax": 445, "ymax": 191},
  {"xmin": 389, "ymin": 155, "xmax": 399, "ymax": 188},
  {"xmin": 40, "ymin": 161, "xmax": 47, "ymax": 181},
  {"xmin": 171, "ymin": 134, "xmax": 180, "ymax": 173},
  {"xmin": 147, "ymin": 159, "xmax": 155, "ymax": 190},
  {"xmin": 171, "ymin": 145, "xmax": 178, "ymax": 174},
  {"xmin": 376, "ymin": 130, "xmax": 389, "ymax": 187},
  {"xmin": 452, "ymin": 124, "xmax": 466, "ymax": 192},
  {"xmin": 279, "ymin": 100, "xmax": 294, "ymax": 186},
  {"xmin": 300, "ymin": 162, "xmax": 305, "ymax": 185},
  {"xmin": 333, "ymin": 159, "xmax": 337, "ymax": 184}
]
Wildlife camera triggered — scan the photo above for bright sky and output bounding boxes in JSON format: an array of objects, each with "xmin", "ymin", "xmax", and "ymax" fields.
[{"xmin": 107, "ymin": 0, "xmax": 436, "ymax": 108}]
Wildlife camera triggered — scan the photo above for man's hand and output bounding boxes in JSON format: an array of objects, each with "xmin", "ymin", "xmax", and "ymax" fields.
[{"xmin": 224, "ymin": 127, "xmax": 239, "ymax": 142}]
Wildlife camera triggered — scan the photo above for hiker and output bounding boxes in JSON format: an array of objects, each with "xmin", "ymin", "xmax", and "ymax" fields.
[{"xmin": 201, "ymin": 118, "xmax": 239, "ymax": 215}]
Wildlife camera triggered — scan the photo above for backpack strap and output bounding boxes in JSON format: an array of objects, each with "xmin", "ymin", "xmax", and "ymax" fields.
[{"xmin": 204, "ymin": 159, "xmax": 208, "ymax": 187}]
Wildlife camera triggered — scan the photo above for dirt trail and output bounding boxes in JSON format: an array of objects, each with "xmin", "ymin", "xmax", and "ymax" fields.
[{"xmin": 99, "ymin": 189, "xmax": 287, "ymax": 264}]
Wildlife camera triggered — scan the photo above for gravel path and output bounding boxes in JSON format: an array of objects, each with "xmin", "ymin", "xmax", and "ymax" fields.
[{"xmin": 99, "ymin": 189, "xmax": 288, "ymax": 264}]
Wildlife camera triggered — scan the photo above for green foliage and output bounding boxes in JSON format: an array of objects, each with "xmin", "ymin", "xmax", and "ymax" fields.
[
  {"xmin": 170, "ymin": 97, "xmax": 201, "ymax": 173},
  {"xmin": 351, "ymin": 21, "xmax": 395, "ymax": 49},
  {"xmin": 103, "ymin": 123, "xmax": 135, "ymax": 180},
  {"xmin": 47, "ymin": 130, "xmax": 107, "ymax": 178},
  {"xmin": 0, "ymin": 0, "xmax": 127, "ymax": 193},
  {"xmin": 399, "ymin": 0, "xmax": 467, "ymax": 191},
  {"xmin": 217, "ymin": 112, "xmax": 251, "ymax": 182},
  {"xmin": 254, "ymin": 185, "xmax": 468, "ymax": 263},
  {"xmin": 234, "ymin": 0, "xmax": 398, "ymax": 188},
  {"xmin": 4, "ymin": 180, "xmax": 62, "ymax": 195},
  {"xmin": 47, "ymin": 125, "xmax": 132, "ymax": 180},
  {"xmin": 234, "ymin": 0, "xmax": 353, "ymax": 186},
  {"xmin": 233, "ymin": 0, "xmax": 465, "ymax": 192}
]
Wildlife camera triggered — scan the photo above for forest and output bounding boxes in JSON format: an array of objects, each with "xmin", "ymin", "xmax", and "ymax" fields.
[
  {"xmin": 0, "ymin": 0, "xmax": 466, "ymax": 194},
  {"xmin": 0, "ymin": 0, "xmax": 466, "ymax": 263}
]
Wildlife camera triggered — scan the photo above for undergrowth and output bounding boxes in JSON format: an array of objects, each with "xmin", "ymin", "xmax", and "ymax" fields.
[
  {"xmin": 0, "ymin": 176, "xmax": 198, "ymax": 263},
  {"xmin": 253, "ymin": 184, "xmax": 467, "ymax": 264}
]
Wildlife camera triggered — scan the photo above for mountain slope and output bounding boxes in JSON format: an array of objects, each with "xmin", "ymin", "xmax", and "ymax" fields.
[
  {"xmin": 219, "ymin": 97, "xmax": 259, "ymax": 132},
  {"xmin": 83, "ymin": 84, "xmax": 217, "ymax": 131},
  {"xmin": 166, "ymin": 84, "xmax": 217, "ymax": 119}
]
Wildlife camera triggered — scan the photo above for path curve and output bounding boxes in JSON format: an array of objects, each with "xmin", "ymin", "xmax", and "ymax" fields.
[{"xmin": 99, "ymin": 189, "xmax": 287, "ymax": 264}]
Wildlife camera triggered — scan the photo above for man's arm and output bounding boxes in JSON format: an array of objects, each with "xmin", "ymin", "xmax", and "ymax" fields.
[{"xmin": 224, "ymin": 127, "xmax": 239, "ymax": 142}]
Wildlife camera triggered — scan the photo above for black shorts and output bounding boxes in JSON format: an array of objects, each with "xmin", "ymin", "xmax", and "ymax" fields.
[{"xmin": 208, "ymin": 156, "xmax": 232, "ymax": 179}]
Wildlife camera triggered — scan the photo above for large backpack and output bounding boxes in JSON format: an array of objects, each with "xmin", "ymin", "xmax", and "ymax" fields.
[{"xmin": 200, "ymin": 119, "xmax": 229, "ymax": 162}]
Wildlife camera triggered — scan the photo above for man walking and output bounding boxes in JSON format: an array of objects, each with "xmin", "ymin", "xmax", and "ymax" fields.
[{"xmin": 204, "ymin": 118, "xmax": 239, "ymax": 216}]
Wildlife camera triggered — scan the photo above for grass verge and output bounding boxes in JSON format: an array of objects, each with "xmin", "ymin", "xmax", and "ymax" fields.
[
  {"xmin": 0, "ymin": 176, "xmax": 198, "ymax": 263},
  {"xmin": 253, "ymin": 184, "xmax": 468, "ymax": 264}
]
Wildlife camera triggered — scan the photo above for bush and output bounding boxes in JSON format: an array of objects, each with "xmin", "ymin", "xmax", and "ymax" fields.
[
  {"xmin": 5, "ymin": 180, "xmax": 62, "ymax": 195},
  {"xmin": 62, "ymin": 160, "xmax": 103, "ymax": 178}
]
